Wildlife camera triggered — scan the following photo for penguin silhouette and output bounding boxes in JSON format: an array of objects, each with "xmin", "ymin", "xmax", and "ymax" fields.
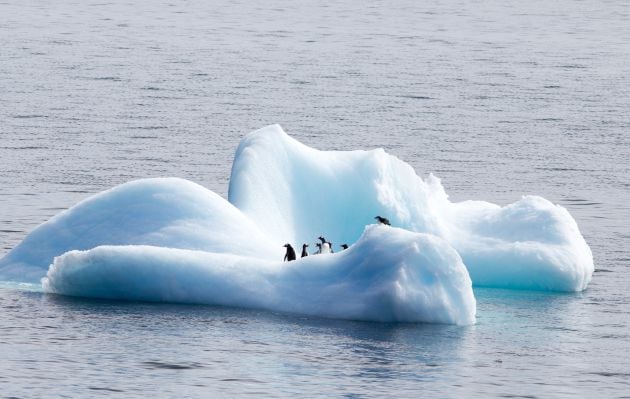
[
  {"xmin": 283, "ymin": 244, "xmax": 296, "ymax": 261},
  {"xmin": 301, "ymin": 243, "xmax": 309, "ymax": 258},
  {"xmin": 374, "ymin": 216, "xmax": 391, "ymax": 225}
]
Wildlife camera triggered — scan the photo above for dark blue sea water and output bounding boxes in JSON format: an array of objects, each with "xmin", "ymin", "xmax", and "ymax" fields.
[{"xmin": 1, "ymin": 0, "xmax": 629, "ymax": 397}]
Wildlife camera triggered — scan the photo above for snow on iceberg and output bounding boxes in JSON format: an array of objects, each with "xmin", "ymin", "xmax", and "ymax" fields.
[
  {"xmin": 443, "ymin": 196, "xmax": 594, "ymax": 291},
  {"xmin": 0, "ymin": 178, "xmax": 277, "ymax": 282},
  {"xmin": 229, "ymin": 125, "xmax": 593, "ymax": 292},
  {"xmin": 0, "ymin": 173, "xmax": 475, "ymax": 324},
  {"xmin": 42, "ymin": 225, "xmax": 476, "ymax": 325}
]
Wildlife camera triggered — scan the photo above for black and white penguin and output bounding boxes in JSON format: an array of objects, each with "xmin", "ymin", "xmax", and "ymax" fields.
[
  {"xmin": 340, "ymin": 244, "xmax": 349, "ymax": 250},
  {"xmin": 283, "ymin": 244, "xmax": 296, "ymax": 261},
  {"xmin": 315, "ymin": 242, "xmax": 322, "ymax": 254},
  {"xmin": 321, "ymin": 242, "xmax": 331, "ymax": 254},
  {"xmin": 301, "ymin": 243, "xmax": 309, "ymax": 258},
  {"xmin": 375, "ymin": 215, "xmax": 391, "ymax": 225},
  {"xmin": 318, "ymin": 236, "xmax": 333, "ymax": 253}
]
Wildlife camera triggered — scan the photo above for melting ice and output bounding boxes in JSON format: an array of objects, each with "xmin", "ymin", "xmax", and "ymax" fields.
[{"xmin": 0, "ymin": 125, "xmax": 594, "ymax": 325}]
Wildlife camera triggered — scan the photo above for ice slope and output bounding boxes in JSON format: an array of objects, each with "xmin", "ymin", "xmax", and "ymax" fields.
[
  {"xmin": 42, "ymin": 225, "xmax": 476, "ymax": 325},
  {"xmin": 229, "ymin": 125, "xmax": 593, "ymax": 291},
  {"xmin": 0, "ymin": 178, "xmax": 277, "ymax": 282}
]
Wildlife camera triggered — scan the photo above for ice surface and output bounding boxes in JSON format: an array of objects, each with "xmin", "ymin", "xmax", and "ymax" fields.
[
  {"xmin": 42, "ymin": 225, "xmax": 475, "ymax": 325},
  {"xmin": 0, "ymin": 171, "xmax": 475, "ymax": 324},
  {"xmin": 443, "ymin": 196, "xmax": 594, "ymax": 291},
  {"xmin": 0, "ymin": 178, "xmax": 277, "ymax": 282},
  {"xmin": 0, "ymin": 124, "xmax": 594, "ymax": 324},
  {"xmin": 230, "ymin": 125, "xmax": 593, "ymax": 291}
]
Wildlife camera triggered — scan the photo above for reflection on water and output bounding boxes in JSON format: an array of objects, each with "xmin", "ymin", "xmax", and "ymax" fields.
[
  {"xmin": 2, "ymin": 284, "xmax": 628, "ymax": 397},
  {"xmin": 0, "ymin": 288, "xmax": 469, "ymax": 396}
]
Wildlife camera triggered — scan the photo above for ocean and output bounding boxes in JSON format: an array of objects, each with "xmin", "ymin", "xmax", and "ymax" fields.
[{"xmin": 1, "ymin": 0, "xmax": 629, "ymax": 397}]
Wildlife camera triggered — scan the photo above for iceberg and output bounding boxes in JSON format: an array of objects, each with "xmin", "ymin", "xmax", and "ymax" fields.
[
  {"xmin": 230, "ymin": 125, "xmax": 593, "ymax": 292},
  {"xmin": 0, "ymin": 176, "xmax": 476, "ymax": 324},
  {"xmin": 0, "ymin": 124, "xmax": 593, "ymax": 324},
  {"xmin": 42, "ymin": 226, "xmax": 475, "ymax": 325},
  {"xmin": 0, "ymin": 178, "xmax": 277, "ymax": 282}
]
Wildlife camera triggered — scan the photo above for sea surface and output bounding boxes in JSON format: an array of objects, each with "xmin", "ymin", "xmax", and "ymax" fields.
[{"xmin": 1, "ymin": 0, "xmax": 629, "ymax": 397}]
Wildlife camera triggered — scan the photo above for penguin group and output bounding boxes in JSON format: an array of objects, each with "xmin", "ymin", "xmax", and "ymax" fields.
[
  {"xmin": 283, "ymin": 236, "xmax": 345, "ymax": 262},
  {"xmin": 283, "ymin": 215, "xmax": 391, "ymax": 262}
]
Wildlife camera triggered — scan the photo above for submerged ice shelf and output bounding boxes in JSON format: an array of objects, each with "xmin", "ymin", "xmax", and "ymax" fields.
[{"xmin": 0, "ymin": 124, "xmax": 594, "ymax": 325}]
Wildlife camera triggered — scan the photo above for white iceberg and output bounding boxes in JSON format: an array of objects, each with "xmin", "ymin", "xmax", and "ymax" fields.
[
  {"xmin": 230, "ymin": 125, "xmax": 593, "ymax": 292},
  {"xmin": 0, "ymin": 124, "xmax": 594, "ymax": 324},
  {"xmin": 0, "ymin": 176, "xmax": 476, "ymax": 324},
  {"xmin": 43, "ymin": 225, "xmax": 476, "ymax": 325},
  {"xmin": 0, "ymin": 178, "xmax": 277, "ymax": 282}
]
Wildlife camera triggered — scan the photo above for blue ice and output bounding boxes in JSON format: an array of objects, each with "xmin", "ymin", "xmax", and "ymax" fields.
[{"xmin": 0, "ymin": 125, "xmax": 594, "ymax": 324}]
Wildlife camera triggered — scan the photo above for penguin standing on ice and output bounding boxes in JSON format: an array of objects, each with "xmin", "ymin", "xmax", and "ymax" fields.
[
  {"xmin": 283, "ymin": 244, "xmax": 296, "ymax": 261},
  {"xmin": 321, "ymin": 241, "xmax": 332, "ymax": 254},
  {"xmin": 340, "ymin": 244, "xmax": 349, "ymax": 250},
  {"xmin": 315, "ymin": 243, "xmax": 322, "ymax": 254},
  {"xmin": 375, "ymin": 215, "xmax": 391, "ymax": 225},
  {"xmin": 318, "ymin": 236, "xmax": 333, "ymax": 254},
  {"xmin": 301, "ymin": 243, "xmax": 309, "ymax": 258}
]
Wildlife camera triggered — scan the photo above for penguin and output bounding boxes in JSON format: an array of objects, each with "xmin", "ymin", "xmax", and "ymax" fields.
[
  {"xmin": 301, "ymin": 243, "xmax": 309, "ymax": 258},
  {"xmin": 318, "ymin": 236, "xmax": 333, "ymax": 253},
  {"xmin": 283, "ymin": 244, "xmax": 296, "ymax": 261},
  {"xmin": 315, "ymin": 242, "xmax": 322, "ymax": 254},
  {"xmin": 340, "ymin": 244, "xmax": 349, "ymax": 250},
  {"xmin": 321, "ymin": 242, "xmax": 332, "ymax": 254},
  {"xmin": 375, "ymin": 215, "xmax": 391, "ymax": 225}
]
